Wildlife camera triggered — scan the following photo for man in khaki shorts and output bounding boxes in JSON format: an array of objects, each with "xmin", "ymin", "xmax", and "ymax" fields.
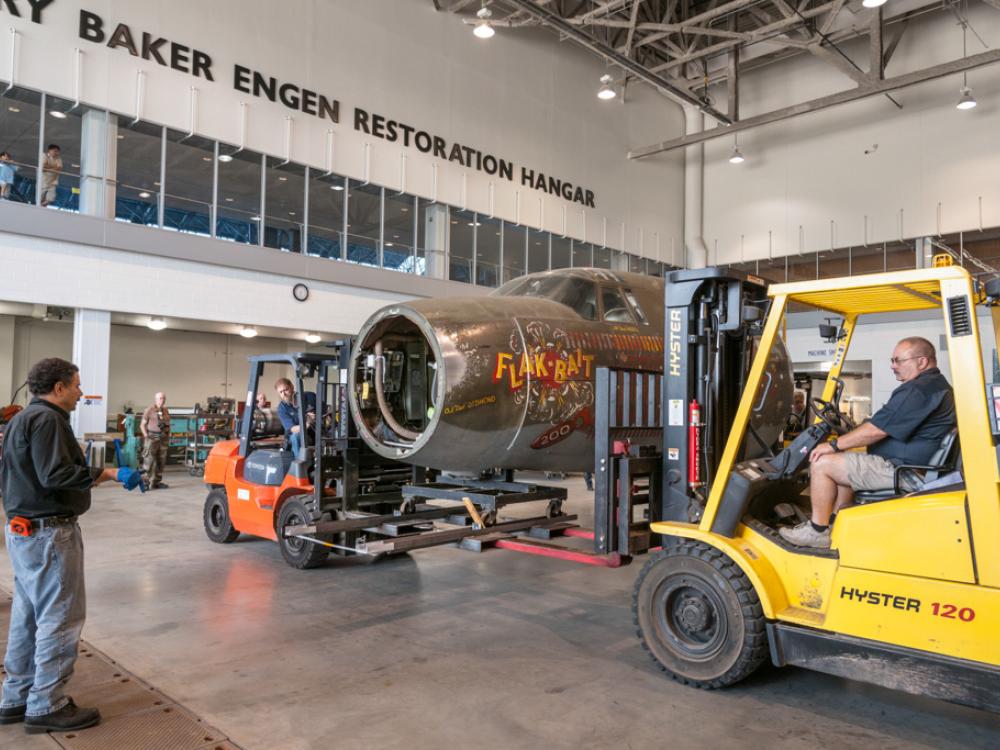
[
  {"xmin": 780, "ymin": 337, "xmax": 955, "ymax": 548},
  {"xmin": 140, "ymin": 392, "xmax": 171, "ymax": 489}
]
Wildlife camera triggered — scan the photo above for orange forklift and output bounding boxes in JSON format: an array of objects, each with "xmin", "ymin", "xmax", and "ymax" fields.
[{"xmin": 201, "ymin": 346, "xmax": 423, "ymax": 567}]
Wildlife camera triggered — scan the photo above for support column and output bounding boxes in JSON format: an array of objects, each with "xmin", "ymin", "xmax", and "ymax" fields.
[
  {"xmin": 915, "ymin": 237, "xmax": 934, "ymax": 268},
  {"xmin": 683, "ymin": 106, "xmax": 709, "ymax": 269},
  {"xmin": 70, "ymin": 309, "xmax": 110, "ymax": 442},
  {"xmin": 0, "ymin": 315, "xmax": 14, "ymax": 405},
  {"xmin": 79, "ymin": 110, "xmax": 117, "ymax": 218},
  {"xmin": 423, "ymin": 204, "xmax": 449, "ymax": 279}
]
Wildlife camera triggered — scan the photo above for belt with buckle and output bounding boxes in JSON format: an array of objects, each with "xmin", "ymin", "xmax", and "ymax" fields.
[{"xmin": 33, "ymin": 516, "xmax": 78, "ymax": 530}]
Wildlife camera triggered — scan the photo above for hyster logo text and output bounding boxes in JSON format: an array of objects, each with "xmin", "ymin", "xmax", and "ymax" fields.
[
  {"xmin": 668, "ymin": 309, "xmax": 682, "ymax": 377},
  {"xmin": 840, "ymin": 586, "xmax": 920, "ymax": 612}
]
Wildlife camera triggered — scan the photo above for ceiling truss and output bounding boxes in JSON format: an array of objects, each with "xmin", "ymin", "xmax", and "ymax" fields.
[{"xmin": 433, "ymin": 0, "xmax": 1000, "ymax": 148}]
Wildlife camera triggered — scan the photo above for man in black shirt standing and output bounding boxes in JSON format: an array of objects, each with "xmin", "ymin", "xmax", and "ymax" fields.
[
  {"xmin": 780, "ymin": 337, "xmax": 956, "ymax": 549},
  {"xmin": 0, "ymin": 358, "xmax": 143, "ymax": 734}
]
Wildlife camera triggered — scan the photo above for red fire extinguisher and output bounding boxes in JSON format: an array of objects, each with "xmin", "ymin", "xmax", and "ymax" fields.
[{"xmin": 688, "ymin": 400, "xmax": 702, "ymax": 488}]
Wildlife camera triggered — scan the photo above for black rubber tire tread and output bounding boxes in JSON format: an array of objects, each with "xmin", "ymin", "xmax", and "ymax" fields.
[
  {"xmin": 277, "ymin": 498, "xmax": 330, "ymax": 569},
  {"xmin": 203, "ymin": 488, "xmax": 239, "ymax": 544},
  {"xmin": 632, "ymin": 538, "xmax": 767, "ymax": 689}
]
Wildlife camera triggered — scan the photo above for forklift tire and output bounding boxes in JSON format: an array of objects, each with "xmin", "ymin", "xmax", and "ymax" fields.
[
  {"xmin": 633, "ymin": 539, "xmax": 767, "ymax": 689},
  {"xmin": 203, "ymin": 489, "xmax": 239, "ymax": 544},
  {"xmin": 277, "ymin": 498, "xmax": 330, "ymax": 569}
]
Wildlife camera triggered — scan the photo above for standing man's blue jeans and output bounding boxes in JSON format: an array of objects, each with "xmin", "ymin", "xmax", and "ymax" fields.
[
  {"xmin": 1, "ymin": 522, "xmax": 85, "ymax": 717},
  {"xmin": 289, "ymin": 432, "xmax": 302, "ymax": 459}
]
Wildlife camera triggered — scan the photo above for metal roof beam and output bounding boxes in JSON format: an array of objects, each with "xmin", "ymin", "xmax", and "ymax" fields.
[{"xmin": 629, "ymin": 47, "xmax": 1000, "ymax": 158}]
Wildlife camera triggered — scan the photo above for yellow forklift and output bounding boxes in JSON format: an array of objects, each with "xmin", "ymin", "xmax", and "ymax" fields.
[{"xmin": 634, "ymin": 260, "xmax": 1000, "ymax": 711}]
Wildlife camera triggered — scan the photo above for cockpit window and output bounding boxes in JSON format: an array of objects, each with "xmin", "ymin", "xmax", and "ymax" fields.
[
  {"xmin": 493, "ymin": 275, "xmax": 598, "ymax": 320},
  {"xmin": 601, "ymin": 287, "xmax": 635, "ymax": 323},
  {"xmin": 622, "ymin": 289, "xmax": 648, "ymax": 325}
]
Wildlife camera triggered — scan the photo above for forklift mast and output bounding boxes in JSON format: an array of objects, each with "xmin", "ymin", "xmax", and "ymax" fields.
[{"xmin": 661, "ymin": 268, "xmax": 772, "ymax": 522}]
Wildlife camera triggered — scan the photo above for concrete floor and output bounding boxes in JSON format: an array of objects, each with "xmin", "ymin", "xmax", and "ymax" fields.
[{"xmin": 1, "ymin": 469, "xmax": 998, "ymax": 750}]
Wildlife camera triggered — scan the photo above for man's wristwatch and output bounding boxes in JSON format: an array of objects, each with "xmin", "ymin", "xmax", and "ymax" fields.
[{"xmin": 830, "ymin": 438, "xmax": 841, "ymax": 453}]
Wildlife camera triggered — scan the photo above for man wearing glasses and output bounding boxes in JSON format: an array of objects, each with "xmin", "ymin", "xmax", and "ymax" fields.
[{"xmin": 781, "ymin": 336, "xmax": 955, "ymax": 548}]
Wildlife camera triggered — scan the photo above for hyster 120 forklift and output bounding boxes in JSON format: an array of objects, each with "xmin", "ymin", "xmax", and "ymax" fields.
[{"xmin": 634, "ymin": 261, "xmax": 999, "ymax": 712}]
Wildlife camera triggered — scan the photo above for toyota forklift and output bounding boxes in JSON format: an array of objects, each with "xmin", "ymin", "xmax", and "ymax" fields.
[
  {"xmin": 634, "ymin": 260, "xmax": 1000, "ymax": 712},
  {"xmin": 201, "ymin": 346, "xmax": 427, "ymax": 568}
]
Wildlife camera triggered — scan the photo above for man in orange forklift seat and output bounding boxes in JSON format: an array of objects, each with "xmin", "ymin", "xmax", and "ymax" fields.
[{"xmin": 780, "ymin": 337, "xmax": 956, "ymax": 549}]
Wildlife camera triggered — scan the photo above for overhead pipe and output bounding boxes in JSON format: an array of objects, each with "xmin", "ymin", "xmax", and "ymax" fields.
[
  {"xmin": 683, "ymin": 106, "xmax": 710, "ymax": 269},
  {"xmin": 4, "ymin": 27, "xmax": 17, "ymax": 95}
]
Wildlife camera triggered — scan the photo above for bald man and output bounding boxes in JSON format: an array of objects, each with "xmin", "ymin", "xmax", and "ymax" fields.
[
  {"xmin": 140, "ymin": 392, "xmax": 170, "ymax": 489},
  {"xmin": 781, "ymin": 337, "xmax": 955, "ymax": 549}
]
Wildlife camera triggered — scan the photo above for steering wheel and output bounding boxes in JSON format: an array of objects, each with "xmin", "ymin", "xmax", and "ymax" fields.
[{"xmin": 809, "ymin": 396, "xmax": 856, "ymax": 435}]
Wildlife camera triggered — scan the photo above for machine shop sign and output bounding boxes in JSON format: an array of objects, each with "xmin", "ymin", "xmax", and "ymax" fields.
[{"xmin": 5, "ymin": 1, "xmax": 598, "ymax": 208}]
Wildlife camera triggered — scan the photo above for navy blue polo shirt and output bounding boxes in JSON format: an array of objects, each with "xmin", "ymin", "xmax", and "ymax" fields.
[
  {"xmin": 277, "ymin": 392, "xmax": 317, "ymax": 434},
  {"xmin": 869, "ymin": 367, "xmax": 955, "ymax": 465}
]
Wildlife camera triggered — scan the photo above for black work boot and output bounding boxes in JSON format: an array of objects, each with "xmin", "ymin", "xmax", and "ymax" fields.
[
  {"xmin": 24, "ymin": 698, "xmax": 101, "ymax": 734},
  {"xmin": 0, "ymin": 704, "xmax": 26, "ymax": 724}
]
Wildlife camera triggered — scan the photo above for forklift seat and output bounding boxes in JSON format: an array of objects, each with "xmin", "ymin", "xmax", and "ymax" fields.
[
  {"xmin": 854, "ymin": 429, "xmax": 960, "ymax": 505},
  {"xmin": 244, "ymin": 449, "xmax": 295, "ymax": 486}
]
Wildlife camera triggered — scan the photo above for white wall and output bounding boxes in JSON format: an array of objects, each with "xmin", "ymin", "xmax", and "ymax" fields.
[
  {"xmin": 9, "ymin": 317, "xmax": 317, "ymax": 412},
  {"xmin": 698, "ymin": 5, "xmax": 1000, "ymax": 264},
  {"xmin": 0, "ymin": 232, "xmax": 408, "ymax": 336},
  {"xmin": 785, "ymin": 311, "xmax": 998, "ymax": 412},
  {"xmin": 0, "ymin": 0, "xmax": 686, "ymax": 259}
]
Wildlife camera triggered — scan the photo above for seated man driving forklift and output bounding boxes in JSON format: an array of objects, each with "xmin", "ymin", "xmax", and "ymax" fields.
[
  {"xmin": 781, "ymin": 336, "xmax": 956, "ymax": 549},
  {"xmin": 274, "ymin": 378, "xmax": 317, "ymax": 458}
]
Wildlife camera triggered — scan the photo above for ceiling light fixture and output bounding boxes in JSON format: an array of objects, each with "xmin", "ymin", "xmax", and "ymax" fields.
[
  {"xmin": 957, "ymin": 86, "xmax": 977, "ymax": 110},
  {"xmin": 7, "ymin": 106, "xmax": 20, "ymax": 113},
  {"xmin": 597, "ymin": 74, "xmax": 617, "ymax": 100},
  {"xmin": 473, "ymin": 4, "xmax": 495, "ymax": 39},
  {"xmin": 138, "ymin": 191, "xmax": 151, "ymax": 198},
  {"xmin": 861, "ymin": 0, "xmax": 886, "ymax": 7},
  {"xmin": 147, "ymin": 316, "xmax": 167, "ymax": 331},
  {"xmin": 304, "ymin": 333, "xmax": 322, "ymax": 344},
  {"xmin": 49, "ymin": 110, "xmax": 67, "ymax": 119},
  {"xmin": 240, "ymin": 325, "xmax": 258, "ymax": 338},
  {"xmin": 250, "ymin": 216, "xmax": 262, "ymax": 222},
  {"xmin": 218, "ymin": 153, "xmax": 234, "ymax": 163},
  {"xmin": 956, "ymin": 18, "xmax": 977, "ymax": 110},
  {"xmin": 201, "ymin": 156, "xmax": 212, "ymax": 162},
  {"xmin": 728, "ymin": 134, "xmax": 745, "ymax": 164},
  {"xmin": 331, "ymin": 184, "xmax": 344, "ymax": 191}
]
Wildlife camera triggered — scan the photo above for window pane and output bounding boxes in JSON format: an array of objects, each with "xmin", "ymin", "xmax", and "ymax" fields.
[
  {"xmin": 164, "ymin": 129, "xmax": 213, "ymax": 236},
  {"xmin": 502, "ymin": 222, "xmax": 526, "ymax": 282},
  {"xmin": 0, "ymin": 87, "xmax": 42, "ymax": 204},
  {"xmin": 41, "ymin": 96, "xmax": 84, "ymax": 212},
  {"xmin": 476, "ymin": 216, "xmax": 501, "ymax": 287},
  {"xmin": 758, "ymin": 256, "xmax": 787, "ymax": 283},
  {"xmin": 216, "ymin": 146, "xmax": 261, "ymax": 245},
  {"xmin": 528, "ymin": 229, "xmax": 548, "ymax": 273},
  {"xmin": 346, "ymin": 181, "xmax": 381, "ymax": 266},
  {"xmin": 115, "ymin": 119, "xmax": 161, "ymax": 227},
  {"xmin": 628, "ymin": 254, "xmax": 644, "ymax": 274},
  {"xmin": 646, "ymin": 260, "xmax": 664, "ymax": 277},
  {"xmin": 264, "ymin": 158, "xmax": 304, "ymax": 252},
  {"xmin": 787, "ymin": 253, "xmax": 818, "ymax": 282},
  {"xmin": 573, "ymin": 241, "xmax": 593, "ymax": 267},
  {"xmin": 886, "ymin": 242, "xmax": 914, "ymax": 271},
  {"xmin": 601, "ymin": 287, "xmax": 634, "ymax": 323},
  {"xmin": 417, "ymin": 199, "xmax": 446, "ymax": 277},
  {"xmin": 593, "ymin": 245, "xmax": 612, "ymax": 269},
  {"xmin": 449, "ymin": 209, "xmax": 475, "ymax": 282},
  {"xmin": 851, "ymin": 245, "xmax": 885, "ymax": 275},
  {"xmin": 551, "ymin": 235, "xmax": 571, "ymax": 269},
  {"xmin": 384, "ymin": 192, "xmax": 415, "ymax": 272},
  {"xmin": 819, "ymin": 248, "xmax": 850, "ymax": 279},
  {"xmin": 307, "ymin": 173, "xmax": 345, "ymax": 259}
]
